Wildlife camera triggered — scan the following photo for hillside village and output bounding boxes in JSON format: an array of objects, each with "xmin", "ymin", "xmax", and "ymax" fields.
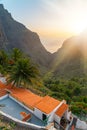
[
  {"xmin": 0, "ymin": 76, "xmax": 87, "ymax": 130},
  {"xmin": 0, "ymin": 3, "xmax": 87, "ymax": 130}
]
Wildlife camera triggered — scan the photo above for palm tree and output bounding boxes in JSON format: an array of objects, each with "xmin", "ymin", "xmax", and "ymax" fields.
[
  {"xmin": 0, "ymin": 50, "xmax": 8, "ymax": 67},
  {"xmin": 0, "ymin": 65, "xmax": 5, "ymax": 75},
  {"xmin": 7, "ymin": 58, "xmax": 39, "ymax": 87},
  {"xmin": 0, "ymin": 50, "xmax": 8, "ymax": 75},
  {"xmin": 8, "ymin": 48, "xmax": 23, "ymax": 72},
  {"xmin": 11, "ymin": 48, "xmax": 23, "ymax": 63}
]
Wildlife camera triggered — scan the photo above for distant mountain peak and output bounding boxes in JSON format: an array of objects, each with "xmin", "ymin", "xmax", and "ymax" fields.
[{"xmin": 51, "ymin": 33, "xmax": 87, "ymax": 78}]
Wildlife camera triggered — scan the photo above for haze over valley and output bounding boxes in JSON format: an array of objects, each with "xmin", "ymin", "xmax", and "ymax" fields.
[{"xmin": 0, "ymin": 1, "xmax": 87, "ymax": 130}]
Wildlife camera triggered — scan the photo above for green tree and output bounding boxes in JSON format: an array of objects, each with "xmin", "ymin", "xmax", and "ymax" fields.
[
  {"xmin": 7, "ymin": 58, "xmax": 39, "ymax": 87},
  {"xmin": 0, "ymin": 65, "xmax": 5, "ymax": 75},
  {"xmin": 8, "ymin": 48, "xmax": 24, "ymax": 72},
  {"xmin": 11, "ymin": 48, "xmax": 23, "ymax": 63},
  {"xmin": 73, "ymin": 87, "xmax": 81, "ymax": 96},
  {"xmin": 0, "ymin": 50, "xmax": 8, "ymax": 67},
  {"xmin": 0, "ymin": 50, "xmax": 8, "ymax": 75}
]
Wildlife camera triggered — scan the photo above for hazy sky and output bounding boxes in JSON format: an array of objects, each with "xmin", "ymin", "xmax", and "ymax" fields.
[{"xmin": 1, "ymin": 0, "xmax": 87, "ymax": 52}]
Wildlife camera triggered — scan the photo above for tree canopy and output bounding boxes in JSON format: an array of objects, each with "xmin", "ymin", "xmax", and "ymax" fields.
[{"xmin": 7, "ymin": 58, "xmax": 39, "ymax": 87}]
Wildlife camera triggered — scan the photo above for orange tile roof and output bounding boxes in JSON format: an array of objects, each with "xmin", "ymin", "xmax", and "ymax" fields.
[
  {"xmin": 35, "ymin": 96, "xmax": 61, "ymax": 114},
  {"xmin": 0, "ymin": 81, "xmax": 63, "ymax": 114},
  {"xmin": 0, "ymin": 81, "xmax": 6, "ymax": 89},
  {"xmin": 9, "ymin": 87, "xmax": 42, "ymax": 110},
  {"xmin": 55, "ymin": 103, "xmax": 68, "ymax": 117},
  {"xmin": 0, "ymin": 81, "xmax": 42, "ymax": 110},
  {"xmin": 0, "ymin": 81, "xmax": 12, "ymax": 89},
  {"xmin": 0, "ymin": 81, "xmax": 11, "ymax": 97}
]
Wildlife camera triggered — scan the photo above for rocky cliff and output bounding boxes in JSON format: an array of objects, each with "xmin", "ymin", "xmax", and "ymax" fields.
[{"xmin": 0, "ymin": 4, "xmax": 52, "ymax": 71}]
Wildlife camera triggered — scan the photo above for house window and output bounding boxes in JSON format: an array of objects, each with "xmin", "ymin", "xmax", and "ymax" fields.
[{"xmin": 42, "ymin": 113, "xmax": 47, "ymax": 121}]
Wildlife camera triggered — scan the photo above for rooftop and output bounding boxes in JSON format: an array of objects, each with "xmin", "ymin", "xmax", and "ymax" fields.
[
  {"xmin": 0, "ymin": 81, "xmax": 66, "ymax": 115},
  {"xmin": 10, "ymin": 87, "xmax": 42, "ymax": 110},
  {"xmin": 0, "ymin": 81, "xmax": 43, "ymax": 110},
  {"xmin": 55, "ymin": 103, "xmax": 68, "ymax": 117},
  {"xmin": 35, "ymin": 95, "xmax": 61, "ymax": 114},
  {"xmin": 0, "ymin": 81, "xmax": 11, "ymax": 96}
]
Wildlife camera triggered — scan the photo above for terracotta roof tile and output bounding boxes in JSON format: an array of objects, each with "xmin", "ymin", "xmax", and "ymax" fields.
[
  {"xmin": 35, "ymin": 96, "xmax": 61, "ymax": 114},
  {"xmin": 9, "ymin": 87, "xmax": 42, "ymax": 109},
  {"xmin": 55, "ymin": 103, "xmax": 68, "ymax": 117},
  {"xmin": 0, "ymin": 81, "xmax": 64, "ymax": 114},
  {"xmin": 0, "ymin": 81, "xmax": 42, "ymax": 109},
  {"xmin": 0, "ymin": 81, "xmax": 11, "ymax": 97}
]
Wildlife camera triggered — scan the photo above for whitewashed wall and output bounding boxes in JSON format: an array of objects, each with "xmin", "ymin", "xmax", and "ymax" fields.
[
  {"xmin": 65, "ymin": 111, "xmax": 71, "ymax": 121},
  {"xmin": 0, "ymin": 111, "xmax": 45, "ymax": 130},
  {"xmin": 34, "ymin": 108, "xmax": 43, "ymax": 120},
  {"xmin": 0, "ymin": 94, "xmax": 8, "ymax": 100},
  {"xmin": 54, "ymin": 114, "xmax": 60, "ymax": 124},
  {"xmin": 34, "ymin": 108, "xmax": 49, "ymax": 121},
  {"xmin": 47, "ymin": 100, "xmax": 66, "ymax": 123}
]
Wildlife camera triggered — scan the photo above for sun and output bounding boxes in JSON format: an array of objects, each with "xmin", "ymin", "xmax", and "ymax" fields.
[
  {"xmin": 74, "ymin": 24, "xmax": 86, "ymax": 34},
  {"xmin": 74, "ymin": 25, "xmax": 85, "ymax": 34},
  {"xmin": 71, "ymin": 21, "xmax": 87, "ymax": 35}
]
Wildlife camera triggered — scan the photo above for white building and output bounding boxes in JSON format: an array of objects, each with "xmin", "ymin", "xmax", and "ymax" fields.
[{"xmin": 0, "ymin": 80, "xmax": 69, "ymax": 129}]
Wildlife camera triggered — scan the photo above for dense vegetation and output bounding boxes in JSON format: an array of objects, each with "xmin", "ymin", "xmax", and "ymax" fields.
[
  {"xmin": 0, "ymin": 48, "xmax": 39, "ymax": 87},
  {"xmin": 43, "ymin": 74, "xmax": 87, "ymax": 120},
  {"xmin": 0, "ymin": 48, "xmax": 48, "ymax": 96},
  {"xmin": 0, "ymin": 49, "xmax": 87, "ymax": 121}
]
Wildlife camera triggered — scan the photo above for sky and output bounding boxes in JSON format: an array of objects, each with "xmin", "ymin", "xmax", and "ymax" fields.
[{"xmin": 1, "ymin": 0, "xmax": 87, "ymax": 53}]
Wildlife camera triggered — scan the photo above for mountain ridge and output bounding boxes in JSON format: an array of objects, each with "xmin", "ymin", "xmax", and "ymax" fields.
[
  {"xmin": 1, "ymin": 4, "xmax": 87, "ymax": 78},
  {"xmin": 51, "ymin": 33, "xmax": 87, "ymax": 78},
  {"xmin": 0, "ymin": 4, "xmax": 52, "ymax": 72}
]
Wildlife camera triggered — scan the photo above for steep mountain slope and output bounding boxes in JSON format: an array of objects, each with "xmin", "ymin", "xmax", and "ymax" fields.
[
  {"xmin": 1, "ymin": 4, "xmax": 87, "ymax": 77},
  {"xmin": 0, "ymin": 4, "xmax": 52, "ymax": 71},
  {"xmin": 51, "ymin": 34, "xmax": 87, "ymax": 78}
]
